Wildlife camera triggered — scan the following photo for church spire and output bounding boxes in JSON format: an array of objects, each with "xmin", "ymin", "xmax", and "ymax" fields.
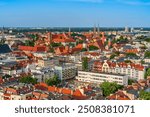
[
  {"xmin": 93, "ymin": 24, "xmax": 97, "ymax": 37},
  {"xmin": 97, "ymin": 24, "xmax": 100, "ymax": 37}
]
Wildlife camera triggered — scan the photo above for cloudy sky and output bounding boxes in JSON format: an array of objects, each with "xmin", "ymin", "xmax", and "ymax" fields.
[{"xmin": 0, "ymin": 0, "xmax": 150, "ymax": 27}]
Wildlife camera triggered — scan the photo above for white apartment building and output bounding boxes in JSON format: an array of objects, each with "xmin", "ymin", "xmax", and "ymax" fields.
[
  {"xmin": 76, "ymin": 71, "xmax": 128, "ymax": 86},
  {"xmin": 54, "ymin": 63, "xmax": 77, "ymax": 80}
]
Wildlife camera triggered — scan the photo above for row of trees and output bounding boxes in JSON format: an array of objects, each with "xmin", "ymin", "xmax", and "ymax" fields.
[
  {"xmin": 19, "ymin": 75, "xmax": 61, "ymax": 86},
  {"xmin": 19, "ymin": 76, "xmax": 37, "ymax": 85},
  {"xmin": 82, "ymin": 57, "xmax": 88, "ymax": 71}
]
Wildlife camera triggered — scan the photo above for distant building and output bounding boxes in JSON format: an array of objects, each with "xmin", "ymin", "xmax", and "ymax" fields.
[
  {"xmin": 38, "ymin": 58, "xmax": 59, "ymax": 67},
  {"xmin": 125, "ymin": 27, "xmax": 129, "ymax": 33},
  {"xmin": 76, "ymin": 71, "xmax": 128, "ymax": 86},
  {"xmin": 131, "ymin": 27, "xmax": 134, "ymax": 33}
]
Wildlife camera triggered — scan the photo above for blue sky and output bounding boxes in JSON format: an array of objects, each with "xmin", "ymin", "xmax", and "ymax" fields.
[{"xmin": 0, "ymin": 0, "xmax": 150, "ymax": 27}]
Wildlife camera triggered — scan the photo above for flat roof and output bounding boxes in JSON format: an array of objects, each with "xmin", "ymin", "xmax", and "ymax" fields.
[{"xmin": 78, "ymin": 71, "xmax": 126, "ymax": 76}]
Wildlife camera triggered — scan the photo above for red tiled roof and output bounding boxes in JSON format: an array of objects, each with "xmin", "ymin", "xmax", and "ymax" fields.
[
  {"xmin": 55, "ymin": 88, "xmax": 62, "ymax": 93},
  {"xmin": 107, "ymin": 91, "xmax": 130, "ymax": 100},
  {"xmin": 75, "ymin": 44, "xmax": 83, "ymax": 49},
  {"xmin": 125, "ymin": 49, "xmax": 138, "ymax": 53},
  {"xmin": 18, "ymin": 46, "xmax": 47, "ymax": 52},
  {"xmin": 94, "ymin": 61, "xmax": 145, "ymax": 71},
  {"xmin": 88, "ymin": 40, "xmax": 104, "ymax": 50},
  {"xmin": 53, "ymin": 39, "xmax": 75, "ymax": 43},
  {"xmin": 48, "ymin": 86, "xmax": 56, "ymax": 92},
  {"xmin": 73, "ymin": 89, "xmax": 83, "ymax": 97},
  {"xmin": 62, "ymin": 88, "xmax": 72, "ymax": 95}
]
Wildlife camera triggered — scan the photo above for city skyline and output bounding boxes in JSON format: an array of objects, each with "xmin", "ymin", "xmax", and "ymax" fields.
[{"xmin": 0, "ymin": 0, "xmax": 150, "ymax": 27}]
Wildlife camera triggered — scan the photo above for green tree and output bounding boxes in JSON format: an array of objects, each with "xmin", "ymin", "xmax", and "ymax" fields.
[
  {"xmin": 82, "ymin": 57, "xmax": 88, "ymax": 71},
  {"xmin": 69, "ymin": 43, "xmax": 75, "ymax": 47},
  {"xmin": 126, "ymin": 53, "xmax": 138, "ymax": 57},
  {"xmin": 89, "ymin": 45, "xmax": 99, "ymax": 51},
  {"xmin": 19, "ymin": 76, "xmax": 37, "ymax": 85},
  {"xmin": 100, "ymin": 81, "xmax": 123, "ymax": 97},
  {"xmin": 24, "ymin": 40, "xmax": 34, "ymax": 47},
  {"xmin": 78, "ymin": 40, "xmax": 84, "ymax": 44},
  {"xmin": 146, "ymin": 68, "xmax": 150, "ymax": 78},
  {"xmin": 128, "ymin": 79, "xmax": 136, "ymax": 85},
  {"xmin": 46, "ymin": 75, "xmax": 61, "ymax": 86},
  {"xmin": 81, "ymin": 48, "xmax": 87, "ymax": 52},
  {"xmin": 139, "ymin": 90, "xmax": 150, "ymax": 100},
  {"xmin": 144, "ymin": 51, "xmax": 150, "ymax": 58},
  {"xmin": 2, "ymin": 74, "xmax": 12, "ymax": 79},
  {"xmin": 124, "ymin": 60, "xmax": 132, "ymax": 63},
  {"xmin": 49, "ymin": 47, "xmax": 54, "ymax": 53},
  {"xmin": 141, "ymin": 60, "xmax": 145, "ymax": 64},
  {"xmin": 145, "ymin": 38, "xmax": 150, "ymax": 42},
  {"xmin": 110, "ymin": 51, "xmax": 120, "ymax": 59},
  {"xmin": 110, "ymin": 54, "xmax": 116, "ymax": 59},
  {"xmin": 50, "ymin": 42, "xmax": 62, "ymax": 47}
]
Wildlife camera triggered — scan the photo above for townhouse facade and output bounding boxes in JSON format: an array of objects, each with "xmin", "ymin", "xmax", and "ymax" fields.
[{"xmin": 93, "ymin": 60, "xmax": 145, "ymax": 80}]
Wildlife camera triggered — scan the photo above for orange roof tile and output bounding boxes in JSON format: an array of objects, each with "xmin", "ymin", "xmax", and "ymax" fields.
[
  {"xmin": 62, "ymin": 88, "xmax": 72, "ymax": 95},
  {"xmin": 48, "ymin": 86, "xmax": 56, "ymax": 92}
]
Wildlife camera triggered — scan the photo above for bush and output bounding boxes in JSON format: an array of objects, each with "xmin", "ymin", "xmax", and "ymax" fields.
[{"xmin": 89, "ymin": 45, "xmax": 99, "ymax": 51}]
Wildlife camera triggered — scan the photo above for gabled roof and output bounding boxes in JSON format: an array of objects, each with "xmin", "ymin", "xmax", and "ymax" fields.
[{"xmin": 107, "ymin": 91, "xmax": 130, "ymax": 100}]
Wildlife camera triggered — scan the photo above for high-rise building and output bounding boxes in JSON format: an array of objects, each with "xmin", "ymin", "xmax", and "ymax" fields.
[{"xmin": 131, "ymin": 27, "xmax": 134, "ymax": 33}]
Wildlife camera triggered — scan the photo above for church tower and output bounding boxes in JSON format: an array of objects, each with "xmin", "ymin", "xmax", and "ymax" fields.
[
  {"xmin": 97, "ymin": 24, "xmax": 100, "ymax": 38},
  {"xmin": 93, "ymin": 24, "xmax": 97, "ymax": 37},
  {"xmin": 68, "ymin": 27, "xmax": 71, "ymax": 37}
]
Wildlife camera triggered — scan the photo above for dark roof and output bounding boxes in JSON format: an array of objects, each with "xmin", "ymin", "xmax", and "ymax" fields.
[
  {"xmin": 123, "ymin": 45, "xmax": 133, "ymax": 50},
  {"xmin": 0, "ymin": 44, "xmax": 12, "ymax": 54},
  {"xmin": 127, "ymin": 89, "xmax": 139, "ymax": 97}
]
